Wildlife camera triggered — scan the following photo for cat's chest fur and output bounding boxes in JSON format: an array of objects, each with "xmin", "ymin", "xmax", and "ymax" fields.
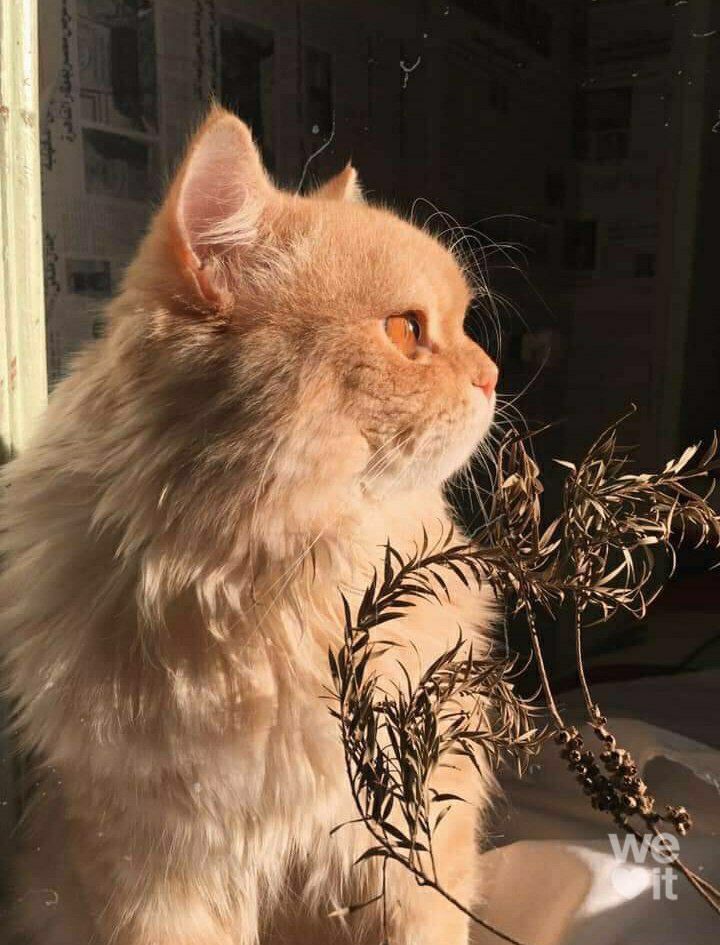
[
  {"xmin": 194, "ymin": 502, "xmax": 493, "ymax": 812},
  {"xmin": 10, "ymin": 482, "xmax": 493, "ymax": 859}
]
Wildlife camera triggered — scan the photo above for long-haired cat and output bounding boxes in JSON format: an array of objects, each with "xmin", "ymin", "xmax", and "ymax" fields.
[{"xmin": 1, "ymin": 108, "xmax": 499, "ymax": 945}]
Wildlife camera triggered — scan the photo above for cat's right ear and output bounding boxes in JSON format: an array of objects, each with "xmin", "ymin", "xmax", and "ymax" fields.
[{"xmin": 164, "ymin": 107, "xmax": 274, "ymax": 309}]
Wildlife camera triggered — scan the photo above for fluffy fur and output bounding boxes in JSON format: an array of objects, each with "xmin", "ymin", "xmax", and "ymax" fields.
[{"xmin": 1, "ymin": 108, "xmax": 499, "ymax": 945}]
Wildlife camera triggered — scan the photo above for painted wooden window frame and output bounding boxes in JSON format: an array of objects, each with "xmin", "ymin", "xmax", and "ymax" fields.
[
  {"xmin": 1, "ymin": 0, "xmax": 48, "ymax": 459},
  {"xmin": 0, "ymin": 0, "xmax": 47, "ymax": 853}
]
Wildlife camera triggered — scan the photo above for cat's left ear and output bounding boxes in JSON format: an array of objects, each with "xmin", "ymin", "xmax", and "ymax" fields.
[
  {"xmin": 165, "ymin": 107, "xmax": 275, "ymax": 308},
  {"xmin": 314, "ymin": 163, "xmax": 363, "ymax": 202}
]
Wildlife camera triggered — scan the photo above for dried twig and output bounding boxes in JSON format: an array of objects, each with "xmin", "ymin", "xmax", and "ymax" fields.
[
  {"xmin": 328, "ymin": 534, "xmax": 545, "ymax": 944},
  {"xmin": 328, "ymin": 414, "xmax": 720, "ymax": 938}
]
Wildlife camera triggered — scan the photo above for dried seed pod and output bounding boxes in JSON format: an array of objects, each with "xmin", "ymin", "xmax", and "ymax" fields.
[
  {"xmin": 666, "ymin": 805, "xmax": 692, "ymax": 834},
  {"xmin": 638, "ymin": 795, "xmax": 655, "ymax": 817},
  {"xmin": 618, "ymin": 761, "xmax": 637, "ymax": 777},
  {"xmin": 598, "ymin": 793, "xmax": 616, "ymax": 812}
]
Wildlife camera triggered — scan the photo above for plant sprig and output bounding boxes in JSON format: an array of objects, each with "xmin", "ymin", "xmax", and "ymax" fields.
[
  {"xmin": 328, "ymin": 413, "xmax": 720, "ymax": 940},
  {"xmin": 328, "ymin": 541, "xmax": 545, "ymax": 945}
]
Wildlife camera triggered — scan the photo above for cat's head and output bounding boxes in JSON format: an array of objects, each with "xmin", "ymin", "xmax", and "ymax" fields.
[{"xmin": 125, "ymin": 108, "xmax": 497, "ymax": 527}]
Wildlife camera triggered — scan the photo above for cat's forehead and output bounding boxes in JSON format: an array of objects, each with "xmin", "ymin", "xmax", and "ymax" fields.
[{"xmin": 286, "ymin": 197, "xmax": 471, "ymax": 316}]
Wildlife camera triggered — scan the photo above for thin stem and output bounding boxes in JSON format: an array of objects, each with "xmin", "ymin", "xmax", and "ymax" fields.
[
  {"xmin": 338, "ymin": 706, "xmax": 535, "ymax": 945},
  {"xmin": 524, "ymin": 606, "xmax": 564, "ymax": 730},
  {"xmin": 574, "ymin": 601, "xmax": 597, "ymax": 719},
  {"xmin": 375, "ymin": 837, "xmax": 531, "ymax": 945},
  {"xmin": 381, "ymin": 857, "xmax": 389, "ymax": 945},
  {"xmin": 647, "ymin": 822, "xmax": 720, "ymax": 916},
  {"xmin": 619, "ymin": 820, "xmax": 720, "ymax": 916}
]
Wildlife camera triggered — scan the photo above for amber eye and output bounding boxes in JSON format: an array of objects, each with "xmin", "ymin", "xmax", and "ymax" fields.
[{"xmin": 384, "ymin": 313, "xmax": 423, "ymax": 357}]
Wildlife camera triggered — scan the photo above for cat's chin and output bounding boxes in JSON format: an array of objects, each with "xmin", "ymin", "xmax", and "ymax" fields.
[
  {"xmin": 435, "ymin": 400, "xmax": 496, "ymax": 484},
  {"xmin": 365, "ymin": 414, "xmax": 495, "ymax": 499},
  {"xmin": 436, "ymin": 431, "xmax": 493, "ymax": 485}
]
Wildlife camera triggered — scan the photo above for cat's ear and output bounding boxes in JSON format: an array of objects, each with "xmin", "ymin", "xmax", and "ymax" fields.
[
  {"xmin": 314, "ymin": 163, "xmax": 363, "ymax": 202},
  {"xmin": 166, "ymin": 107, "xmax": 273, "ymax": 307}
]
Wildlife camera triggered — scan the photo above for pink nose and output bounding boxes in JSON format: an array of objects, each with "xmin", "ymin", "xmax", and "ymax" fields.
[{"xmin": 472, "ymin": 364, "xmax": 499, "ymax": 398}]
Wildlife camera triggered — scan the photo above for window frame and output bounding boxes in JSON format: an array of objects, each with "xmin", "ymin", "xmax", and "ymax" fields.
[
  {"xmin": 0, "ymin": 0, "xmax": 48, "ymax": 460},
  {"xmin": 0, "ymin": 0, "xmax": 47, "ymax": 841}
]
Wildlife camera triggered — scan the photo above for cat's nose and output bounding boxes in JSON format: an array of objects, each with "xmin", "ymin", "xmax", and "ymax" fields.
[{"xmin": 472, "ymin": 363, "xmax": 499, "ymax": 398}]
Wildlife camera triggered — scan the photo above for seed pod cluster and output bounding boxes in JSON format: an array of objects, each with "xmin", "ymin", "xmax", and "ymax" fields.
[{"xmin": 555, "ymin": 718, "xmax": 693, "ymax": 836}]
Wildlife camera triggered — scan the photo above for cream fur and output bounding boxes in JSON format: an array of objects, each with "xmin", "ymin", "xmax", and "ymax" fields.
[{"xmin": 1, "ymin": 109, "xmax": 498, "ymax": 945}]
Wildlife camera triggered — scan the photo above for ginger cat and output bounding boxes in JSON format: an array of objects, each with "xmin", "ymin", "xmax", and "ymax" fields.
[{"xmin": 1, "ymin": 108, "xmax": 499, "ymax": 945}]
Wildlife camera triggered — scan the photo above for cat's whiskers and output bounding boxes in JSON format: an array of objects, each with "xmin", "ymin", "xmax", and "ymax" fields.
[
  {"xmin": 495, "ymin": 350, "xmax": 551, "ymax": 411},
  {"xmin": 252, "ymin": 524, "xmax": 335, "ymax": 635},
  {"xmin": 461, "ymin": 445, "xmax": 496, "ymax": 535},
  {"xmin": 361, "ymin": 429, "xmax": 411, "ymax": 483},
  {"xmin": 413, "ymin": 200, "xmax": 509, "ymax": 360},
  {"xmin": 390, "ymin": 202, "xmax": 533, "ymax": 531},
  {"xmin": 361, "ymin": 437, "xmax": 413, "ymax": 493},
  {"xmin": 412, "ymin": 199, "xmax": 560, "ymax": 382}
]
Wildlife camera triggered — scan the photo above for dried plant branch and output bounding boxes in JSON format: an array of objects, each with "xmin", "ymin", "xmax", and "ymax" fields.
[
  {"xmin": 328, "ymin": 538, "xmax": 545, "ymax": 944},
  {"xmin": 328, "ymin": 415, "xmax": 720, "ymax": 937}
]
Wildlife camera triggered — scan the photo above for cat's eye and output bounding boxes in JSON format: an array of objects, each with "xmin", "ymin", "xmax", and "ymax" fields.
[{"xmin": 384, "ymin": 313, "xmax": 423, "ymax": 357}]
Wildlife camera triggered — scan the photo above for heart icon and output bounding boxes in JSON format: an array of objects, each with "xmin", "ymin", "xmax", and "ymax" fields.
[{"xmin": 610, "ymin": 864, "xmax": 652, "ymax": 900}]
